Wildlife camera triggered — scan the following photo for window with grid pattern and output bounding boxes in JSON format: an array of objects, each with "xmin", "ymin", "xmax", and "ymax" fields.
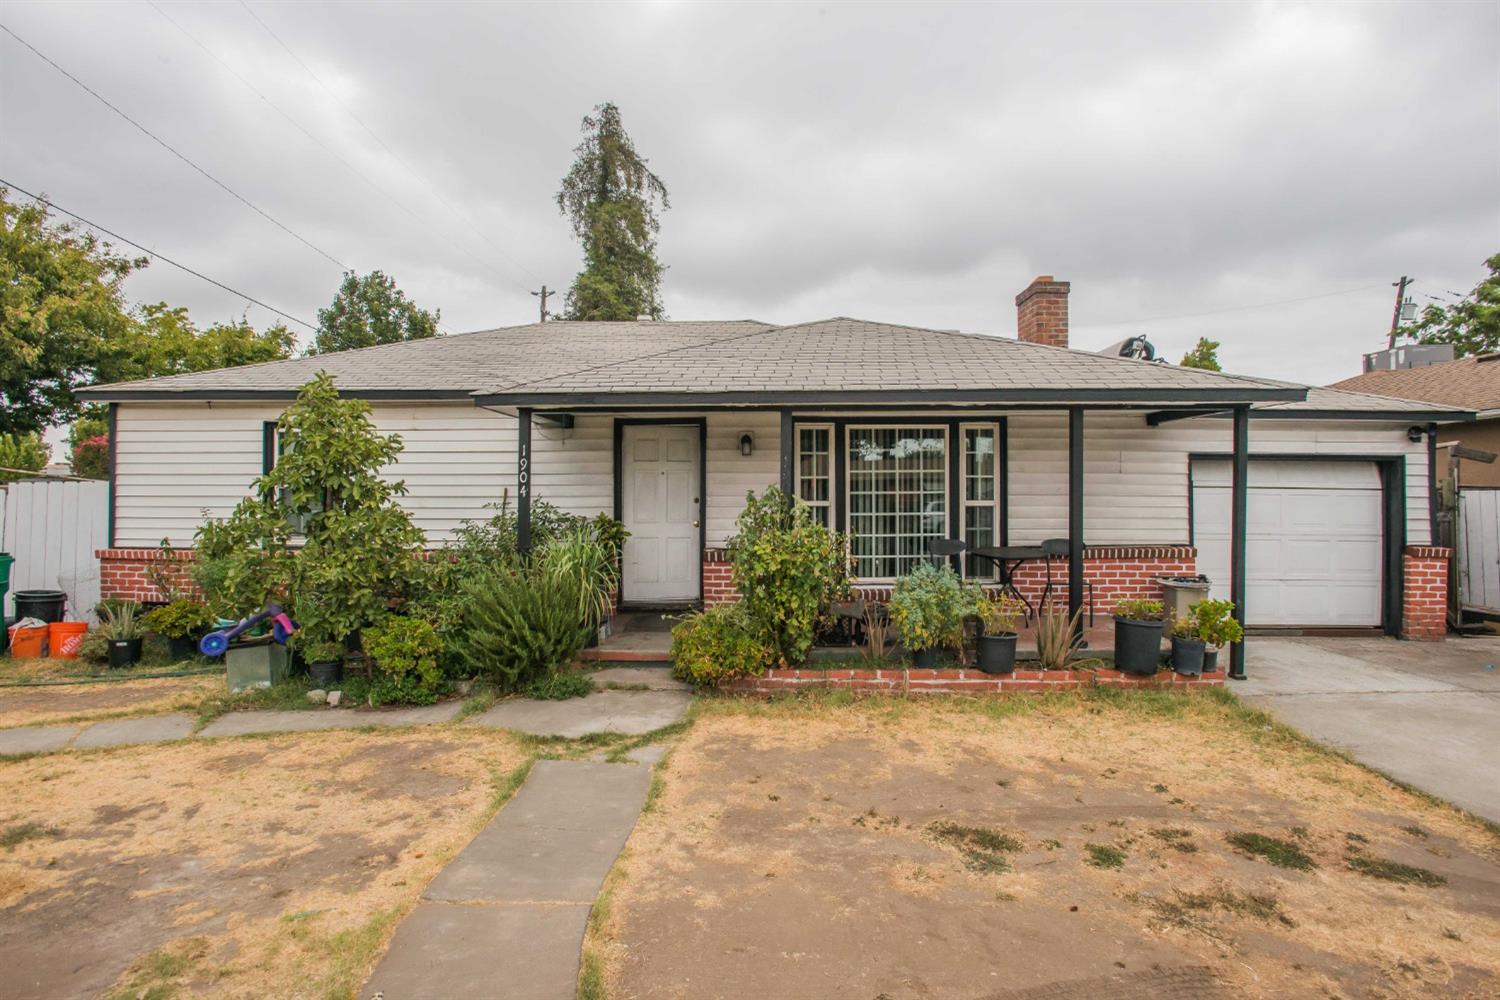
[
  {"xmin": 796, "ymin": 425, "xmax": 833, "ymax": 527},
  {"xmin": 962, "ymin": 424, "xmax": 1000, "ymax": 579},
  {"xmin": 846, "ymin": 426, "xmax": 947, "ymax": 579}
]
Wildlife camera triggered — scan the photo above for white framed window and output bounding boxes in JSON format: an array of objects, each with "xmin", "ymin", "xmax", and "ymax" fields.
[
  {"xmin": 961, "ymin": 423, "xmax": 1001, "ymax": 579},
  {"xmin": 845, "ymin": 425, "xmax": 948, "ymax": 580},
  {"xmin": 796, "ymin": 424, "xmax": 834, "ymax": 528}
]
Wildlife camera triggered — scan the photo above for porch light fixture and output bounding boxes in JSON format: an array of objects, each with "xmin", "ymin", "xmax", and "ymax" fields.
[
  {"xmin": 739, "ymin": 432, "xmax": 754, "ymax": 457},
  {"xmin": 1406, "ymin": 426, "xmax": 1425, "ymax": 443}
]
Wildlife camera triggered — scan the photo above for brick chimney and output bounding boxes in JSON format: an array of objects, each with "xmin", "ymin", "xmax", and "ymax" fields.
[{"xmin": 1015, "ymin": 275, "xmax": 1070, "ymax": 349}]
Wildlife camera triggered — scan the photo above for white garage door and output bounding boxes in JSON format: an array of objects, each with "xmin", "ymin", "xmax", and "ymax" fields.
[{"xmin": 1193, "ymin": 460, "xmax": 1382, "ymax": 627}]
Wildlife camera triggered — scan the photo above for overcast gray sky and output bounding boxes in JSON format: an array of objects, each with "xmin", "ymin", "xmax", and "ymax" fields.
[{"xmin": 3, "ymin": 0, "xmax": 1497, "ymax": 389}]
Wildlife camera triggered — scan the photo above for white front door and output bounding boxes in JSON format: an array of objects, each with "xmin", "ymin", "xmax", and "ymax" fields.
[
  {"xmin": 1193, "ymin": 459, "xmax": 1383, "ymax": 626},
  {"xmin": 621, "ymin": 424, "xmax": 701, "ymax": 603}
]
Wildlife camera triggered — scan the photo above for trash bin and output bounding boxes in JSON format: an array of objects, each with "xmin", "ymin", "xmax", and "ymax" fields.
[
  {"xmin": 1157, "ymin": 575, "xmax": 1211, "ymax": 623},
  {"xmin": 13, "ymin": 589, "xmax": 67, "ymax": 624}
]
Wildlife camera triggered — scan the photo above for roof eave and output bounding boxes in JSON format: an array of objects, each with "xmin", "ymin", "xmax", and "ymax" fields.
[
  {"xmin": 472, "ymin": 387, "xmax": 1308, "ymax": 407},
  {"xmin": 76, "ymin": 387, "xmax": 477, "ymax": 403}
]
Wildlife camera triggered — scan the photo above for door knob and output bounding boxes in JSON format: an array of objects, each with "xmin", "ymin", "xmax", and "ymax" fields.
[{"xmin": 693, "ymin": 520, "xmax": 700, "ymax": 528}]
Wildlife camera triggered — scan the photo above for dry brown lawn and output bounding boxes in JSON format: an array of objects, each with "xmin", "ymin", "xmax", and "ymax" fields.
[
  {"xmin": 590, "ymin": 691, "xmax": 1500, "ymax": 1000},
  {"xmin": 0, "ymin": 727, "xmax": 529, "ymax": 999},
  {"xmin": 0, "ymin": 675, "xmax": 222, "ymax": 729}
]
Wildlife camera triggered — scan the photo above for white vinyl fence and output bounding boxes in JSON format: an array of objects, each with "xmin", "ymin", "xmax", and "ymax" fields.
[
  {"xmin": 1457, "ymin": 488, "xmax": 1500, "ymax": 615},
  {"xmin": 1, "ymin": 479, "xmax": 109, "ymax": 621}
]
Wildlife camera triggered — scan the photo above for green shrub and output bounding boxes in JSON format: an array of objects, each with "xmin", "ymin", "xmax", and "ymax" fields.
[
  {"xmin": 526, "ymin": 671, "xmax": 595, "ymax": 700},
  {"xmin": 727, "ymin": 486, "xmax": 847, "ymax": 667},
  {"xmin": 1113, "ymin": 598, "xmax": 1165, "ymax": 622},
  {"xmin": 670, "ymin": 604, "xmax": 776, "ymax": 686},
  {"xmin": 140, "ymin": 600, "xmax": 214, "ymax": 639},
  {"xmin": 451, "ymin": 563, "xmax": 592, "ymax": 692},
  {"xmin": 888, "ymin": 562, "xmax": 983, "ymax": 653},
  {"xmin": 1190, "ymin": 598, "xmax": 1242, "ymax": 648},
  {"xmin": 364, "ymin": 616, "xmax": 444, "ymax": 706}
]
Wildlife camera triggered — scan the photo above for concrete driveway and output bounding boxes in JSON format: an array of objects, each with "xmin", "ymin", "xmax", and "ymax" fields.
[{"xmin": 1240, "ymin": 635, "xmax": 1500, "ymax": 822}]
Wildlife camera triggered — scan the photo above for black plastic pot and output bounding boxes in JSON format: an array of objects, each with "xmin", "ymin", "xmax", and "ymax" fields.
[
  {"xmin": 14, "ymin": 589, "xmax": 66, "ymax": 624},
  {"xmin": 1203, "ymin": 648, "xmax": 1219, "ymax": 674},
  {"xmin": 309, "ymin": 660, "xmax": 343, "ymax": 686},
  {"xmin": 1112, "ymin": 616, "xmax": 1163, "ymax": 675},
  {"xmin": 107, "ymin": 638, "xmax": 143, "ymax": 668},
  {"xmin": 168, "ymin": 635, "xmax": 198, "ymax": 661},
  {"xmin": 911, "ymin": 647, "xmax": 939, "ymax": 669},
  {"xmin": 1170, "ymin": 636, "xmax": 1206, "ymax": 676},
  {"xmin": 977, "ymin": 633, "xmax": 1018, "ymax": 674}
]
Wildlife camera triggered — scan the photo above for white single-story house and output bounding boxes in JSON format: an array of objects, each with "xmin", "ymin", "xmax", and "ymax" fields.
[{"xmin": 80, "ymin": 276, "xmax": 1472, "ymax": 676}]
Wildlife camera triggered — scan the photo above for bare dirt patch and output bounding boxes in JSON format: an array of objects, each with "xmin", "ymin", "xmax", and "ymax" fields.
[
  {"xmin": 0, "ymin": 675, "xmax": 222, "ymax": 729},
  {"xmin": 596, "ymin": 693, "xmax": 1500, "ymax": 1000},
  {"xmin": 0, "ymin": 727, "xmax": 526, "ymax": 999}
]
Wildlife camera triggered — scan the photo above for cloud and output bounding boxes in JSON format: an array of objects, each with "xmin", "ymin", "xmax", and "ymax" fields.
[{"xmin": 2, "ymin": 0, "xmax": 1495, "ymax": 385}]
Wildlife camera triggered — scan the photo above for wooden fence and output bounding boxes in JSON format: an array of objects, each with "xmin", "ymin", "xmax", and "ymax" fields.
[{"xmin": 1456, "ymin": 487, "xmax": 1500, "ymax": 617}]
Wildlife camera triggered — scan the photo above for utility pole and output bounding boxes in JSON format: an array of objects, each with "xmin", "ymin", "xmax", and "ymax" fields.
[
  {"xmin": 531, "ymin": 285, "xmax": 553, "ymax": 323},
  {"xmin": 1388, "ymin": 276, "xmax": 1411, "ymax": 349}
]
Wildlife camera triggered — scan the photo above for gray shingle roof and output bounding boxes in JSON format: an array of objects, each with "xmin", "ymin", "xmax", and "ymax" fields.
[
  {"xmin": 80, "ymin": 315, "xmax": 1345, "ymax": 407},
  {"xmin": 1253, "ymin": 384, "xmax": 1475, "ymax": 419},
  {"xmin": 77, "ymin": 321, "xmax": 770, "ymax": 399}
]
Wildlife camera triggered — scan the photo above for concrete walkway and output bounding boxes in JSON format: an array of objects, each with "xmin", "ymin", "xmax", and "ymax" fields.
[
  {"xmin": 0, "ymin": 668, "xmax": 691, "ymax": 755},
  {"xmin": 1241, "ymin": 636, "xmax": 1500, "ymax": 821},
  {"xmin": 362, "ymin": 749, "xmax": 663, "ymax": 1000}
]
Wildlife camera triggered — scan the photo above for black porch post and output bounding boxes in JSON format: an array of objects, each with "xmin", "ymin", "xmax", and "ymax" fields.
[
  {"xmin": 779, "ymin": 409, "xmax": 795, "ymax": 505},
  {"xmin": 1229, "ymin": 405, "xmax": 1249, "ymax": 680},
  {"xmin": 517, "ymin": 407, "xmax": 532, "ymax": 555},
  {"xmin": 1067, "ymin": 407, "xmax": 1084, "ymax": 640}
]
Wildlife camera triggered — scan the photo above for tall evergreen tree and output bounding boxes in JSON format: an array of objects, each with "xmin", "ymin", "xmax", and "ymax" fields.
[{"xmin": 556, "ymin": 103, "xmax": 670, "ymax": 321}]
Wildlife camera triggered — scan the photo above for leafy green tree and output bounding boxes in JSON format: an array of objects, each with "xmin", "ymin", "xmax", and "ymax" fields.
[
  {"xmin": 309, "ymin": 270, "xmax": 440, "ymax": 355},
  {"xmin": 557, "ymin": 102, "xmax": 670, "ymax": 321},
  {"xmin": 1408, "ymin": 253, "xmax": 1500, "ymax": 357},
  {"xmin": 0, "ymin": 188, "xmax": 141, "ymax": 435},
  {"xmin": 0, "ymin": 432, "xmax": 49, "ymax": 482},
  {"xmin": 1179, "ymin": 337, "xmax": 1222, "ymax": 371},
  {"xmin": 195, "ymin": 372, "xmax": 426, "ymax": 641},
  {"xmin": 99, "ymin": 304, "xmax": 295, "ymax": 382}
]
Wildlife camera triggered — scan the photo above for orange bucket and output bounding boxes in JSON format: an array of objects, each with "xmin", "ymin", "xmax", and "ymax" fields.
[
  {"xmin": 7, "ymin": 623, "xmax": 48, "ymax": 658},
  {"xmin": 48, "ymin": 621, "xmax": 87, "ymax": 659}
]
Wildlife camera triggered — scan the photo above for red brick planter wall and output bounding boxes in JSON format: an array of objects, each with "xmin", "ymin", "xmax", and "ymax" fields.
[
  {"xmin": 97, "ymin": 548, "xmax": 199, "ymax": 604},
  {"xmin": 722, "ymin": 665, "xmax": 1224, "ymax": 696},
  {"xmin": 1401, "ymin": 546, "xmax": 1450, "ymax": 641},
  {"xmin": 703, "ymin": 545, "xmax": 1196, "ymax": 614}
]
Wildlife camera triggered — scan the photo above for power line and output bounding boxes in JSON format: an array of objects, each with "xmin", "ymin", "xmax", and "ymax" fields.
[
  {"xmin": 236, "ymin": 0, "xmax": 546, "ymax": 287},
  {"xmin": 0, "ymin": 21, "xmax": 349, "ymax": 271},
  {"xmin": 1074, "ymin": 283, "xmax": 1389, "ymax": 330},
  {"xmin": 145, "ymin": 1, "xmax": 523, "ymax": 313},
  {"xmin": 2, "ymin": 178, "xmax": 317, "ymax": 331}
]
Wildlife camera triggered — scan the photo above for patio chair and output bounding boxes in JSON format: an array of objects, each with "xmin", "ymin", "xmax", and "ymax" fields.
[
  {"xmin": 1036, "ymin": 537, "xmax": 1095, "ymax": 626},
  {"xmin": 926, "ymin": 537, "xmax": 967, "ymax": 569}
]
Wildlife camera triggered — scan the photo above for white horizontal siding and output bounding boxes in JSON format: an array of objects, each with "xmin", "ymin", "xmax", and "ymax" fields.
[
  {"xmin": 706, "ymin": 412, "xmax": 780, "ymax": 547},
  {"xmin": 113, "ymin": 402, "xmax": 516, "ymax": 547},
  {"xmin": 1006, "ymin": 413, "xmax": 1431, "ymax": 546}
]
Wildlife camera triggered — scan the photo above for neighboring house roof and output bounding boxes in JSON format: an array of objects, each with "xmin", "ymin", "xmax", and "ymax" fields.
[
  {"xmin": 79, "ymin": 317, "xmax": 1309, "ymax": 407},
  {"xmin": 1329, "ymin": 353, "xmax": 1500, "ymax": 416}
]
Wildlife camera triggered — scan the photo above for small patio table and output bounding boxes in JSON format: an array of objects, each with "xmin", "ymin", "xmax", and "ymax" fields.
[{"xmin": 969, "ymin": 545, "xmax": 1047, "ymax": 621}]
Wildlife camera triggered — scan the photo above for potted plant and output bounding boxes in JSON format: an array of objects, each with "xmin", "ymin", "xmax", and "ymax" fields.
[
  {"xmin": 140, "ymin": 600, "xmax": 215, "ymax": 661},
  {"xmin": 889, "ymin": 563, "xmax": 981, "ymax": 668},
  {"xmin": 1111, "ymin": 598, "xmax": 1165, "ymax": 675},
  {"xmin": 303, "ymin": 638, "xmax": 346, "ymax": 686},
  {"xmin": 1169, "ymin": 617, "xmax": 1206, "ymax": 676},
  {"xmin": 1191, "ymin": 599, "xmax": 1242, "ymax": 673},
  {"xmin": 100, "ymin": 602, "xmax": 143, "ymax": 668},
  {"xmin": 976, "ymin": 594, "xmax": 1024, "ymax": 674}
]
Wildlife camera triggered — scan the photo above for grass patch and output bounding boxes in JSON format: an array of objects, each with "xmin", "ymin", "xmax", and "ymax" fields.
[
  {"xmin": 1, "ymin": 821, "xmax": 60, "ymax": 851},
  {"xmin": 1148, "ymin": 885, "xmax": 1295, "ymax": 937},
  {"xmin": 928, "ymin": 821, "xmax": 1024, "ymax": 874},
  {"xmin": 1226, "ymin": 831, "xmax": 1317, "ymax": 871},
  {"xmin": 490, "ymin": 756, "xmax": 538, "ymax": 812},
  {"xmin": 1084, "ymin": 843, "xmax": 1127, "ymax": 869},
  {"xmin": 1150, "ymin": 827, "xmax": 1199, "ymax": 853},
  {"xmin": 193, "ymin": 675, "xmax": 376, "ymax": 726},
  {"xmin": 106, "ymin": 935, "xmax": 212, "ymax": 1000},
  {"xmin": 526, "ymin": 672, "xmax": 595, "ymax": 701},
  {"xmin": 1345, "ymin": 854, "xmax": 1447, "ymax": 887},
  {"xmin": 452, "ymin": 683, "xmax": 498, "ymax": 722}
]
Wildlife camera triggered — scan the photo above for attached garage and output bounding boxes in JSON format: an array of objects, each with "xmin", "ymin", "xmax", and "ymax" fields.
[{"xmin": 1193, "ymin": 458, "xmax": 1386, "ymax": 627}]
